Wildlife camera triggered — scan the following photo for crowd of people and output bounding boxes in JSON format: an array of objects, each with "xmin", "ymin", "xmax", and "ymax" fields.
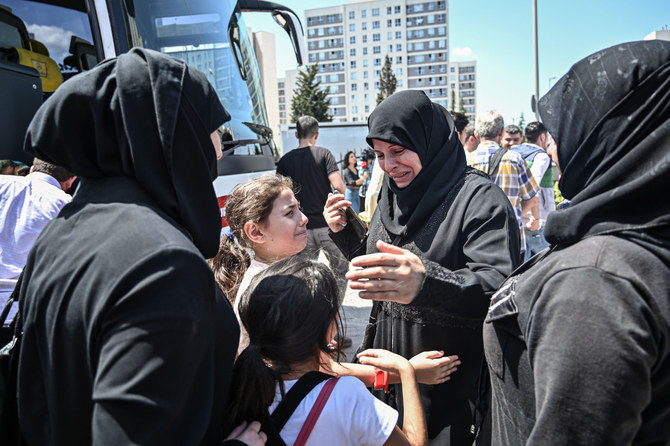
[{"xmin": 1, "ymin": 39, "xmax": 669, "ymax": 446}]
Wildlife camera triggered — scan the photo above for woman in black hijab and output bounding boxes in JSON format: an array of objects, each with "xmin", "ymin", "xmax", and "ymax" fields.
[
  {"xmin": 14, "ymin": 48, "xmax": 264, "ymax": 445},
  {"xmin": 324, "ymin": 90, "xmax": 519, "ymax": 445},
  {"xmin": 483, "ymin": 40, "xmax": 670, "ymax": 445}
]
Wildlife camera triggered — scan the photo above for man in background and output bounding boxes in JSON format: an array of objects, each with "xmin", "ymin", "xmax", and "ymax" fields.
[
  {"xmin": 501, "ymin": 124, "xmax": 523, "ymax": 149},
  {"xmin": 513, "ymin": 122, "xmax": 555, "ymax": 258},
  {"xmin": 0, "ymin": 158, "xmax": 76, "ymax": 338},
  {"xmin": 468, "ymin": 111, "xmax": 539, "ymax": 258}
]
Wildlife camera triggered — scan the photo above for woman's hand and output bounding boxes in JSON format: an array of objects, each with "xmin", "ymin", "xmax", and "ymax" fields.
[
  {"xmin": 347, "ymin": 240, "xmax": 425, "ymax": 304},
  {"xmin": 357, "ymin": 348, "xmax": 412, "ymax": 375},
  {"xmin": 323, "ymin": 193, "xmax": 351, "ymax": 233},
  {"xmin": 225, "ymin": 421, "xmax": 267, "ymax": 446},
  {"xmin": 410, "ymin": 351, "xmax": 460, "ymax": 385}
]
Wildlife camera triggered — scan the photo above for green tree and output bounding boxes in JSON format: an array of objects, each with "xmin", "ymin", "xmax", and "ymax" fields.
[
  {"xmin": 376, "ymin": 55, "xmax": 397, "ymax": 105},
  {"xmin": 518, "ymin": 112, "xmax": 526, "ymax": 134},
  {"xmin": 290, "ymin": 64, "xmax": 332, "ymax": 122},
  {"xmin": 458, "ymin": 97, "xmax": 465, "ymax": 113},
  {"xmin": 450, "ymin": 89, "xmax": 456, "ymax": 113}
]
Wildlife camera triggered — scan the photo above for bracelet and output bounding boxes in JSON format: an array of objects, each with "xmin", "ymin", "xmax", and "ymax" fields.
[{"xmin": 373, "ymin": 370, "xmax": 389, "ymax": 393}]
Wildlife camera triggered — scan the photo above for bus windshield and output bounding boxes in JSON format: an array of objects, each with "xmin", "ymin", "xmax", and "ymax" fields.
[{"xmin": 126, "ymin": 0, "xmax": 269, "ymax": 145}]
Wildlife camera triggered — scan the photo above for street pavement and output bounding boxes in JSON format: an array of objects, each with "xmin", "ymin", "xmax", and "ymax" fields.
[{"xmin": 340, "ymin": 284, "xmax": 373, "ymax": 362}]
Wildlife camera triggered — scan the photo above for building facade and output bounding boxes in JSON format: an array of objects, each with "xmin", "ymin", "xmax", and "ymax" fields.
[{"xmin": 291, "ymin": 0, "xmax": 476, "ymax": 123}]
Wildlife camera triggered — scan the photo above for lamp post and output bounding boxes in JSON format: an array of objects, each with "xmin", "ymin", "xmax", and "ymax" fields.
[{"xmin": 533, "ymin": 0, "xmax": 540, "ymax": 120}]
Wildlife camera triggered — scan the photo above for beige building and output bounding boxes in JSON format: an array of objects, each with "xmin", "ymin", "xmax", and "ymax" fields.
[
  {"xmin": 644, "ymin": 29, "xmax": 670, "ymax": 42},
  {"xmin": 251, "ymin": 30, "xmax": 281, "ymax": 143},
  {"xmin": 291, "ymin": 0, "xmax": 476, "ymax": 123}
]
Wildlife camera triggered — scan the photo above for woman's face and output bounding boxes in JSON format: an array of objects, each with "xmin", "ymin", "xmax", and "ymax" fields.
[
  {"xmin": 348, "ymin": 153, "xmax": 357, "ymax": 166},
  {"xmin": 372, "ymin": 139, "xmax": 422, "ymax": 188},
  {"xmin": 259, "ymin": 188, "xmax": 309, "ymax": 259}
]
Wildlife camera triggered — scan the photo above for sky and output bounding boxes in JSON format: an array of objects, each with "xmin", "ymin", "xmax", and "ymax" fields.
[{"xmin": 245, "ymin": 0, "xmax": 669, "ymax": 125}]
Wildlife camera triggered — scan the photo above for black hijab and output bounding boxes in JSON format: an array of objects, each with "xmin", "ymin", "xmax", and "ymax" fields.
[
  {"xmin": 539, "ymin": 40, "xmax": 670, "ymax": 246},
  {"xmin": 366, "ymin": 90, "xmax": 466, "ymax": 237},
  {"xmin": 23, "ymin": 48, "xmax": 230, "ymax": 258}
]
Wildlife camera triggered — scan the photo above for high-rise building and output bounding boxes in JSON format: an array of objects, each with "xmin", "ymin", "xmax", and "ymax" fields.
[
  {"xmin": 277, "ymin": 69, "xmax": 301, "ymax": 127},
  {"xmin": 251, "ymin": 30, "xmax": 281, "ymax": 142},
  {"xmin": 290, "ymin": 0, "xmax": 476, "ymax": 123}
]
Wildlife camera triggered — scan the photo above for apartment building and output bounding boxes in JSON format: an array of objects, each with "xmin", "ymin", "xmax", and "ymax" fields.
[{"xmin": 296, "ymin": 0, "xmax": 476, "ymax": 123}]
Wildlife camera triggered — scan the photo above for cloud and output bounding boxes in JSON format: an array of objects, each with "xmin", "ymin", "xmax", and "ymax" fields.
[
  {"xmin": 453, "ymin": 47, "xmax": 473, "ymax": 57},
  {"xmin": 26, "ymin": 24, "xmax": 73, "ymax": 64}
]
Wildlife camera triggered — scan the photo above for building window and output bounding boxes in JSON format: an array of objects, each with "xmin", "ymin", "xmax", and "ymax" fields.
[
  {"xmin": 373, "ymin": 21, "xmax": 380, "ymax": 29},
  {"xmin": 329, "ymin": 74, "xmax": 338, "ymax": 82},
  {"xmin": 373, "ymin": 33, "xmax": 380, "ymax": 41},
  {"xmin": 278, "ymin": 82, "xmax": 284, "ymax": 88},
  {"xmin": 349, "ymin": 11, "xmax": 355, "ymax": 19},
  {"xmin": 365, "ymin": 105, "xmax": 370, "ymax": 113},
  {"xmin": 350, "ymin": 24, "xmax": 355, "ymax": 32},
  {"xmin": 374, "ymin": 58, "xmax": 381, "ymax": 66},
  {"xmin": 364, "ymin": 93, "xmax": 369, "ymax": 101},
  {"xmin": 364, "ymin": 82, "xmax": 369, "ymax": 90},
  {"xmin": 350, "ymin": 49, "xmax": 356, "ymax": 56},
  {"xmin": 388, "ymin": 44, "xmax": 393, "ymax": 52},
  {"xmin": 362, "ymin": 22, "xmax": 367, "ymax": 30},
  {"xmin": 352, "ymin": 105, "xmax": 359, "ymax": 114},
  {"xmin": 363, "ymin": 59, "xmax": 368, "ymax": 67},
  {"xmin": 364, "ymin": 71, "xmax": 369, "ymax": 79},
  {"xmin": 362, "ymin": 35, "xmax": 368, "ymax": 43},
  {"xmin": 395, "ymin": 5, "xmax": 401, "ymax": 13},
  {"xmin": 372, "ymin": 8, "xmax": 379, "ymax": 16},
  {"xmin": 351, "ymin": 83, "xmax": 357, "ymax": 91},
  {"xmin": 350, "ymin": 61, "xmax": 356, "ymax": 68},
  {"xmin": 363, "ymin": 47, "xmax": 368, "ymax": 55},
  {"xmin": 396, "ymin": 44, "xmax": 402, "ymax": 52},
  {"xmin": 352, "ymin": 94, "xmax": 358, "ymax": 102},
  {"xmin": 373, "ymin": 46, "xmax": 381, "ymax": 54},
  {"xmin": 388, "ymin": 32, "xmax": 393, "ymax": 39},
  {"xmin": 387, "ymin": 19, "xmax": 392, "ymax": 27},
  {"xmin": 396, "ymin": 56, "xmax": 402, "ymax": 64},
  {"xmin": 361, "ymin": 9, "xmax": 367, "ymax": 17},
  {"xmin": 395, "ymin": 18, "xmax": 402, "ymax": 27},
  {"xmin": 350, "ymin": 36, "xmax": 356, "ymax": 44},
  {"xmin": 387, "ymin": 6, "xmax": 392, "ymax": 14},
  {"xmin": 351, "ymin": 72, "xmax": 357, "ymax": 80},
  {"xmin": 278, "ymin": 97, "xmax": 285, "ymax": 103}
]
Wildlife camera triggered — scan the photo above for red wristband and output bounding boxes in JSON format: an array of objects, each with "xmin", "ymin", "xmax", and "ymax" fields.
[{"xmin": 373, "ymin": 370, "xmax": 389, "ymax": 393}]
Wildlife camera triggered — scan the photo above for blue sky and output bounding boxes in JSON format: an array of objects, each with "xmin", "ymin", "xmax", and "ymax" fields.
[{"xmin": 245, "ymin": 0, "xmax": 669, "ymax": 124}]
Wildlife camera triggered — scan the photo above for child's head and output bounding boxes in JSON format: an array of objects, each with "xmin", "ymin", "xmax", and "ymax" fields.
[
  {"xmin": 239, "ymin": 256, "xmax": 343, "ymax": 373},
  {"xmin": 223, "ymin": 257, "xmax": 344, "ymax": 433},
  {"xmin": 209, "ymin": 174, "xmax": 308, "ymax": 300}
]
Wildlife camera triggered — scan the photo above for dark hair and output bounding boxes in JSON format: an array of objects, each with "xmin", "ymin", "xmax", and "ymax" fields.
[
  {"xmin": 524, "ymin": 121, "xmax": 547, "ymax": 144},
  {"xmin": 222, "ymin": 257, "xmax": 344, "ymax": 434},
  {"xmin": 296, "ymin": 116, "xmax": 319, "ymax": 139},
  {"xmin": 208, "ymin": 174, "xmax": 295, "ymax": 302},
  {"xmin": 504, "ymin": 124, "xmax": 523, "ymax": 136},
  {"xmin": 31, "ymin": 158, "xmax": 74, "ymax": 182},
  {"xmin": 451, "ymin": 111, "xmax": 469, "ymax": 133},
  {"xmin": 464, "ymin": 123, "xmax": 477, "ymax": 140},
  {"xmin": 343, "ymin": 150, "xmax": 356, "ymax": 169}
]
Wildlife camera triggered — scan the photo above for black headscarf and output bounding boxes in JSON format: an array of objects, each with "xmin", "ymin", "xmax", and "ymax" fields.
[
  {"xmin": 23, "ymin": 48, "xmax": 230, "ymax": 258},
  {"xmin": 539, "ymin": 40, "xmax": 670, "ymax": 246},
  {"xmin": 366, "ymin": 90, "xmax": 466, "ymax": 236}
]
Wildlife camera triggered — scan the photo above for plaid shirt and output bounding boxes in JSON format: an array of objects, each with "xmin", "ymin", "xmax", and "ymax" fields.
[{"xmin": 466, "ymin": 141, "xmax": 538, "ymax": 253}]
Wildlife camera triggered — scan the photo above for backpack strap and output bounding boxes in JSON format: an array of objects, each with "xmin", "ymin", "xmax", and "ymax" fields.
[
  {"xmin": 293, "ymin": 377, "xmax": 339, "ymax": 446},
  {"xmin": 264, "ymin": 371, "xmax": 334, "ymax": 445},
  {"xmin": 487, "ymin": 147, "xmax": 508, "ymax": 177}
]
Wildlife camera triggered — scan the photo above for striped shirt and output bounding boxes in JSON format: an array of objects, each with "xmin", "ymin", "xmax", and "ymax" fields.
[{"xmin": 466, "ymin": 141, "xmax": 538, "ymax": 253}]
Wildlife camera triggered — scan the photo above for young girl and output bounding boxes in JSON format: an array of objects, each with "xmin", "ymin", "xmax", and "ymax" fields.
[
  {"xmin": 209, "ymin": 174, "xmax": 460, "ymax": 379},
  {"xmin": 224, "ymin": 257, "xmax": 428, "ymax": 446}
]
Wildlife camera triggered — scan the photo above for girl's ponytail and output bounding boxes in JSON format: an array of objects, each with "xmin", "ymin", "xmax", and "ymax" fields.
[
  {"xmin": 208, "ymin": 233, "xmax": 251, "ymax": 304},
  {"xmin": 222, "ymin": 343, "xmax": 279, "ymax": 435}
]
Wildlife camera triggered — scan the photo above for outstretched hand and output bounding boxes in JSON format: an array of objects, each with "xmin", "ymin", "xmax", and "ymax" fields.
[
  {"xmin": 410, "ymin": 351, "xmax": 460, "ymax": 385},
  {"xmin": 357, "ymin": 348, "xmax": 413, "ymax": 375},
  {"xmin": 346, "ymin": 240, "xmax": 425, "ymax": 304}
]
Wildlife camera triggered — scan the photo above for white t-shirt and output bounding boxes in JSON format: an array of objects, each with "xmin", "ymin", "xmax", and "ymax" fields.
[{"xmin": 268, "ymin": 375, "xmax": 398, "ymax": 446}]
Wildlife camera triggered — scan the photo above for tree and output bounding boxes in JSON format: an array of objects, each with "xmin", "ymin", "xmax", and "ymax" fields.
[
  {"xmin": 458, "ymin": 97, "xmax": 465, "ymax": 113},
  {"xmin": 518, "ymin": 112, "xmax": 526, "ymax": 133},
  {"xmin": 450, "ymin": 89, "xmax": 456, "ymax": 113},
  {"xmin": 376, "ymin": 55, "xmax": 397, "ymax": 105},
  {"xmin": 290, "ymin": 64, "xmax": 332, "ymax": 122}
]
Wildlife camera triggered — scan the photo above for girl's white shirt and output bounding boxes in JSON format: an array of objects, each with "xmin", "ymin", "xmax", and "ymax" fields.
[{"xmin": 268, "ymin": 375, "xmax": 398, "ymax": 446}]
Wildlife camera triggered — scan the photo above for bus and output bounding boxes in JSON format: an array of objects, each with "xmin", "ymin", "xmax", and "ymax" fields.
[{"xmin": 0, "ymin": 0, "xmax": 305, "ymax": 226}]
